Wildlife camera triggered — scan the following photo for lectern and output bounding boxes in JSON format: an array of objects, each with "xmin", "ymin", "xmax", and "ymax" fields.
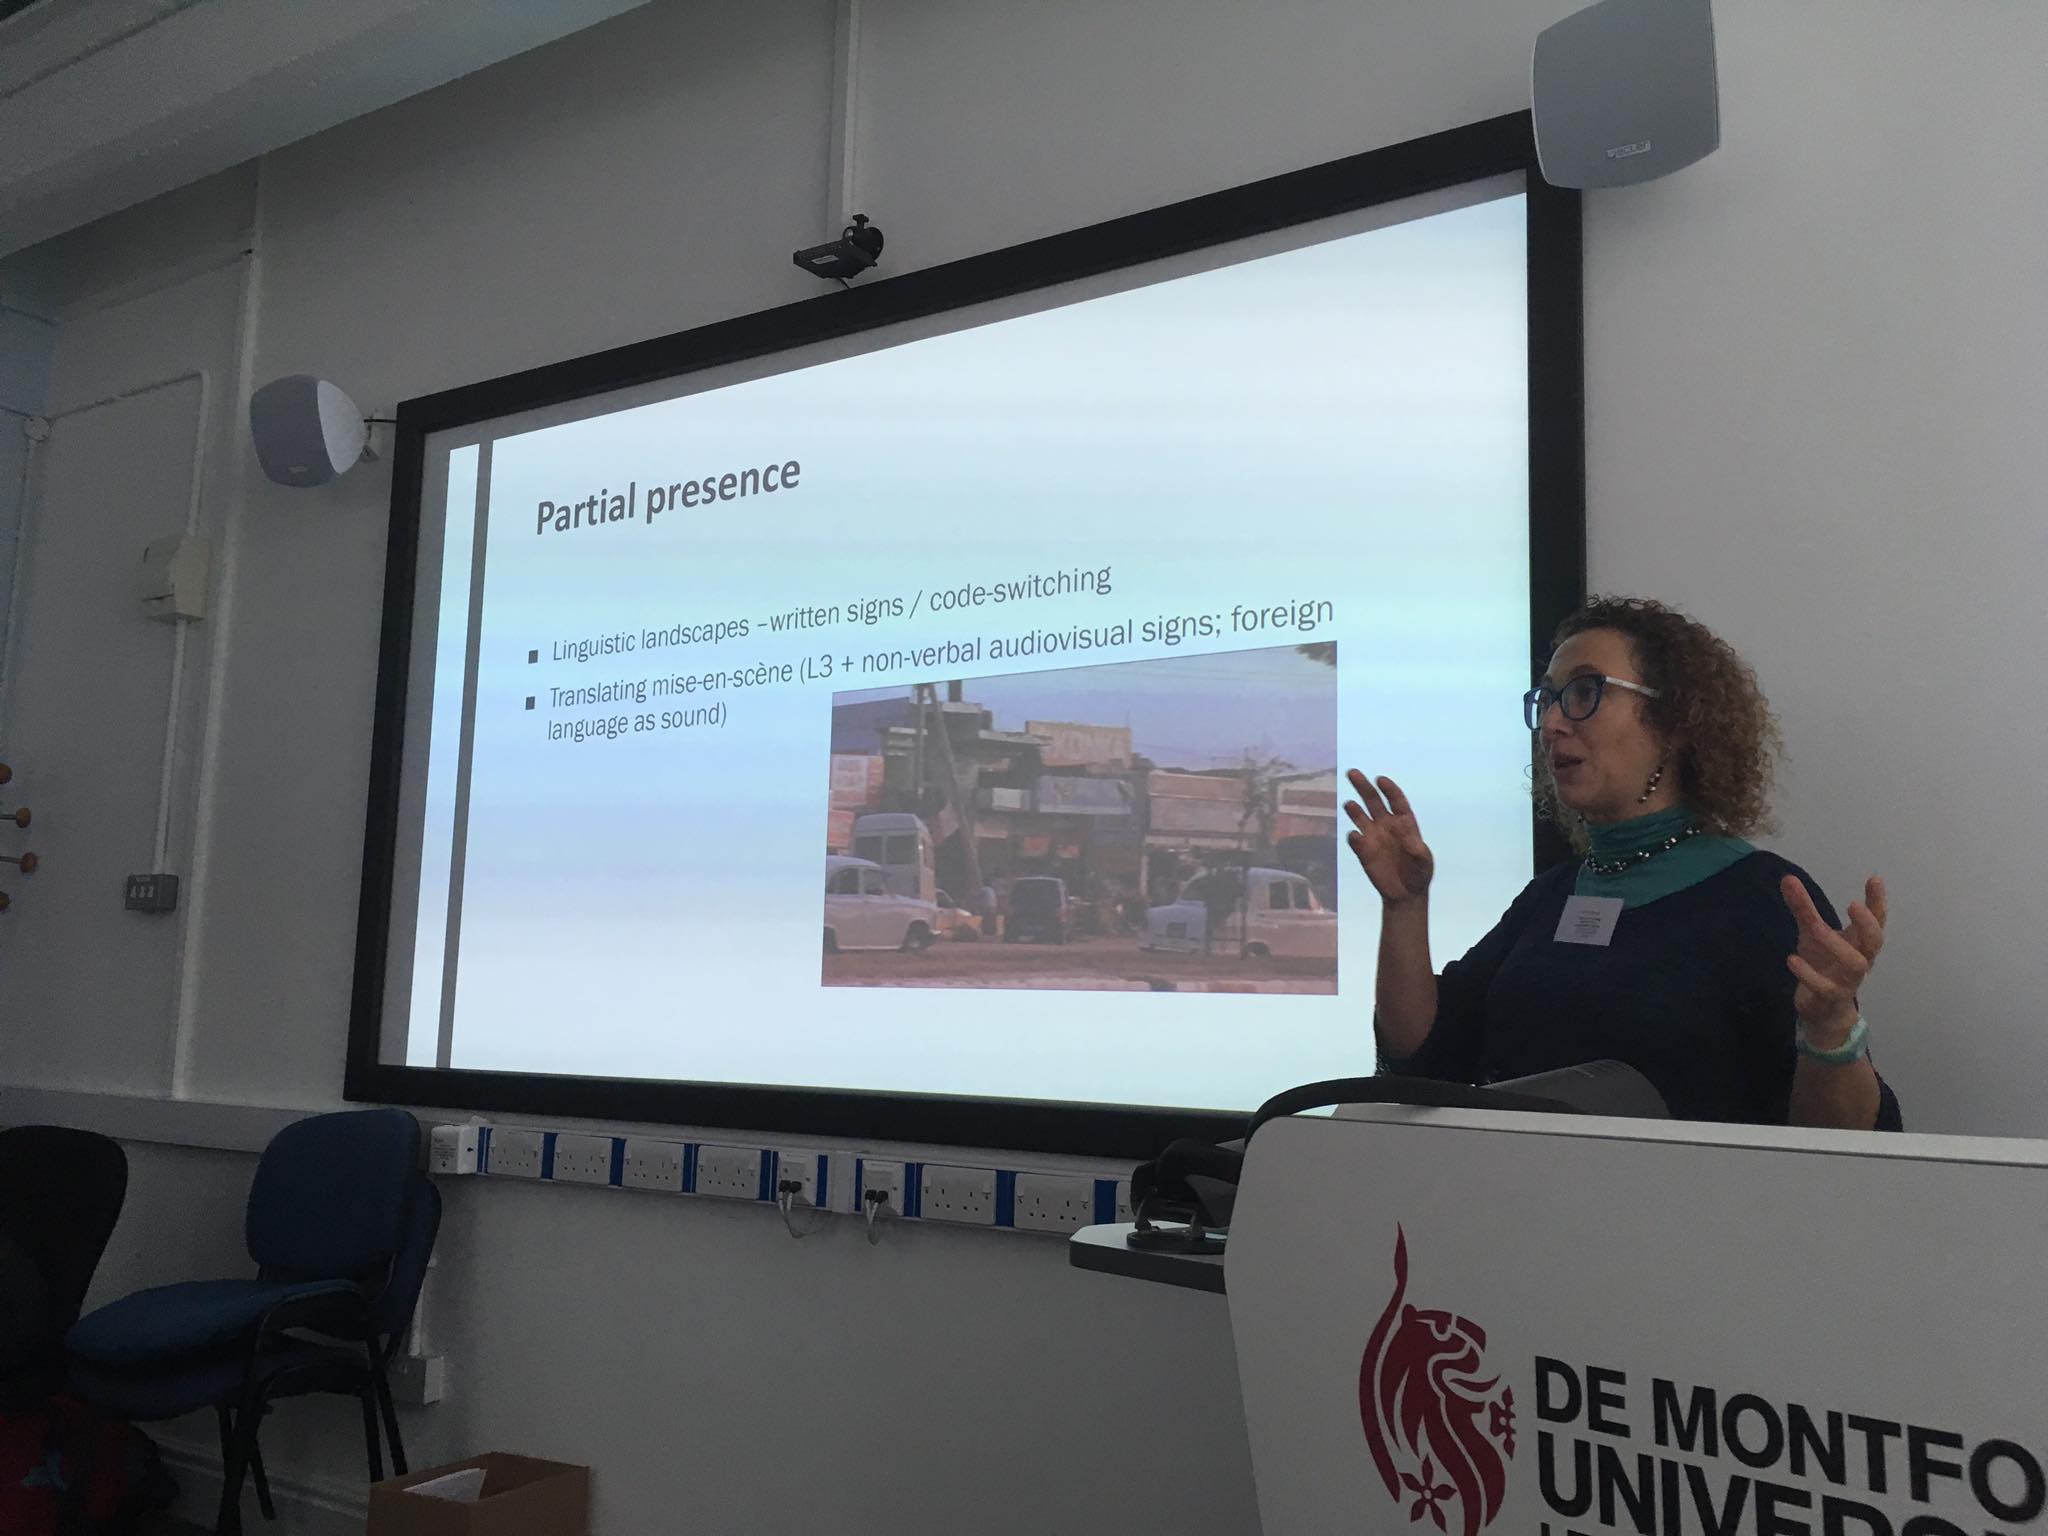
[{"xmin": 1226, "ymin": 1108, "xmax": 2048, "ymax": 1536}]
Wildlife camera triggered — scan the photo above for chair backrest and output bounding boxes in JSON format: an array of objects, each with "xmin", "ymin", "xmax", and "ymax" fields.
[
  {"xmin": 247, "ymin": 1109, "xmax": 420, "ymax": 1286},
  {"xmin": 0, "ymin": 1126, "xmax": 128, "ymax": 1380},
  {"xmin": 371, "ymin": 1172, "xmax": 442, "ymax": 1357}
]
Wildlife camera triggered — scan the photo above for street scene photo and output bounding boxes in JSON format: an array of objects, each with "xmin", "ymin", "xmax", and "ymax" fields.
[{"xmin": 822, "ymin": 644, "xmax": 1339, "ymax": 994}]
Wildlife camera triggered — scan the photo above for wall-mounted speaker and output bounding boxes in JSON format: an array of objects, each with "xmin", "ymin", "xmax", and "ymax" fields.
[
  {"xmin": 1532, "ymin": 0, "xmax": 1720, "ymax": 189},
  {"xmin": 249, "ymin": 375, "xmax": 370, "ymax": 487}
]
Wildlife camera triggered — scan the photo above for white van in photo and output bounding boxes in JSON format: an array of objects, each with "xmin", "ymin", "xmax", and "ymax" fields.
[
  {"xmin": 849, "ymin": 812, "xmax": 936, "ymax": 903},
  {"xmin": 1141, "ymin": 866, "xmax": 1336, "ymax": 960}
]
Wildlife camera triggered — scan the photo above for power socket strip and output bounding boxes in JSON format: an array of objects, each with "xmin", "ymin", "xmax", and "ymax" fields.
[
  {"xmin": 487, "ymin": 1128, "xmax": 546, "ymax": 1179},
  {"xmin": 475, "ymin": 1126, "xmax": 1125, "ymax": 1238},
  {"xmin": 1012, "ymin": 1172, "xmax": 1094, "ymax": 1233},
  {"xmin": 695, "ymin": 1144, "xmax": 765, "ymax": 1200},
  {"xmin": 920, "ymin": 1163, "xmax": 997, "ymax": 1225},
  {"xmin": 621, "ymin": 1138, "xmax": 686, "ymax": 1192},
  {"xmin": 551, "ymin": 1133, "xmax": 614, "ymax": 1186},
  {"xmin": 775, "ymin": 1149, "xmax": 823, "ymax": 1208}
]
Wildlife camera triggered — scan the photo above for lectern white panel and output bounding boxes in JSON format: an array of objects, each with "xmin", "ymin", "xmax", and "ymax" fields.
[{"xmin": 1228, "ymin": 1112, "xmax": 2048, "ymax": 1536}]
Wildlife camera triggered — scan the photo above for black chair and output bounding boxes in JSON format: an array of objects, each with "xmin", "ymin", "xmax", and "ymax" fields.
[
  {"xmin": 66, "ymin": 1108, "xmax": 440, "ymax": 1535},
  {"xmin": 0, "ymin": 1125, "xmax": 129, "ymax": 1408}
]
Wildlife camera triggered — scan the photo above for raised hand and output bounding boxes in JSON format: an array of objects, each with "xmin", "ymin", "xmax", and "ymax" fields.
[
  {"xmin": 1781, "ymin": 874, "xmax": 1887, "ymax": 1042},
  {"xmin": 1344, "ymin": 769, "xmax": 1435, "ymax": 907}
]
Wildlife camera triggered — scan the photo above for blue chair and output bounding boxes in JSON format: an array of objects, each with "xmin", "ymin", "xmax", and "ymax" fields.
[{"xmin": 66, "ymin": 1108, "xmax": 439, "ymax": 1535}]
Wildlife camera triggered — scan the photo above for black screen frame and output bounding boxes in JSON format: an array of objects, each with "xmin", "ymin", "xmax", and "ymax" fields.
[{"xmin": 345, "ymin": 110, "xmax": 1584, "ymax": 1161}]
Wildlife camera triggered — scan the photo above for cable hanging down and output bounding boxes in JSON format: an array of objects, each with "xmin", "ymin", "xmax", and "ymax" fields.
[{"xmin": 777, "ymin": 1178, "xmax": 826, "ymax": 1239}]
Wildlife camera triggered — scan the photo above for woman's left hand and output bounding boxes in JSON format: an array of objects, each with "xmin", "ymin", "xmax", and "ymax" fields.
[{"xmin": 1781, "ymin": 874, "xmax": 1887, "ymax": 1043}]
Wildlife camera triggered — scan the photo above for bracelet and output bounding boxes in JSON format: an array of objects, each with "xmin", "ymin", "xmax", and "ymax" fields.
[{"xmin": 1795, "ymin": 1014, "xmax": 1869, "ymax": 1066}]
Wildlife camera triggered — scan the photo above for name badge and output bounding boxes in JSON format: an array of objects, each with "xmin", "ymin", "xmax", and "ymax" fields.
[{"xmin": 1555, "ymin": 895, "xmax": 1624, "ymax": 947}]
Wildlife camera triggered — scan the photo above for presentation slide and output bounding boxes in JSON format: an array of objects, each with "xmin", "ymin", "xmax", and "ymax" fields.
[{"xmin": 383, "ymin": 187, "xmax": 1536, "ymax": 1113}]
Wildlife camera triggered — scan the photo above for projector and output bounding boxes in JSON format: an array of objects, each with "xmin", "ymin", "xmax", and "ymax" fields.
[{"xmin": 793, "ymin": 215, "xmax": 884, "ymax": 281}]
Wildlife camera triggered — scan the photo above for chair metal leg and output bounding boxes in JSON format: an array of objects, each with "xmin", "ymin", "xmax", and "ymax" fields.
[
  {"xmin": 214, "ymin": 1414, "xmax": 241, "ymax": 1536},
  {"xmin": 372, "ymin": 1357, "xmax": 408, "ymax": 1475},
  {"xmin": 214, "ymin": 1462, "xmax": 242, "ymax": 1535},
  {"xmin": 359, "ymin": 1385, "xmax": 386, "ymax": 1484},
  {"xmin": 248, "ymin": 1423, "xmax": 277, "ymax": 1522},
  {"xmin": 216, "ymin": 1395, "xmax": 263, "ymax": 1536}
]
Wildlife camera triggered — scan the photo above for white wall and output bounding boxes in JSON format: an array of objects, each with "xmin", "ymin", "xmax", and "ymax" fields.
[
  {"xmin": 76, "ymin": 1134, "xmax": 1247, "ymax": 1536},
  {"xmin": 2, "ymin": 261, "xmax": 249, "ymax": 1093},
  {"xmin": 1579, "ymin": 2, "xmax": 2048, "ymax": 1136},
  {"xmin": 3, "ymin": 0, "xmax": 2045, "ymax": 1532}
]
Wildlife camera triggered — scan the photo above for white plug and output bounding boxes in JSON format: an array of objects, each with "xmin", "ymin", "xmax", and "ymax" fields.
[{"xmin": 428, "ymin": 1124, "xmax": 479, "ymax": 1176}]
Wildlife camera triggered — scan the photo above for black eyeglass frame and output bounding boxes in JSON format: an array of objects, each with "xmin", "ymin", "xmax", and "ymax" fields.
[{"xmin": 1523, "ymin": 673, "xmax": 1661, "ymax": 731}]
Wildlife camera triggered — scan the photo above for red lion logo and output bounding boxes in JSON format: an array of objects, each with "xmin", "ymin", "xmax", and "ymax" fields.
[{"xmin": 1359, "ymin": 1227, "xmax": 1516, "ymax": 1535}]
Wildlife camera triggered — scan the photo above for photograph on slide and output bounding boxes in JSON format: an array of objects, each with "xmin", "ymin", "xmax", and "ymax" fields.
[{"xmin": 822, "ymin": 643, "xmax": 1339, "ymax": 995}]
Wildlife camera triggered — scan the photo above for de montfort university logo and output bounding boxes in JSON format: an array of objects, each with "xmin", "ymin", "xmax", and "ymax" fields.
[{"xmin": 1361, "ymin": 1227, "xmax": 1519, "ymax": 1535}]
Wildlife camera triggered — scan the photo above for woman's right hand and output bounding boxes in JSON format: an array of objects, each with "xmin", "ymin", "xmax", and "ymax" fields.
[{"xmin": 1344, "ymin": 769, "xmax": 1435, "ymax": 907}]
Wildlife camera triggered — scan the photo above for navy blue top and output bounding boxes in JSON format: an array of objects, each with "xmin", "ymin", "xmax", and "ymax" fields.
[{"xmin": 1387, "ymin": 851, "xmax": 1903, "ymax": 1130}]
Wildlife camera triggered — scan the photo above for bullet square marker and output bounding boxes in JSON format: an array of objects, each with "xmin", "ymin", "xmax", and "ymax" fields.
[
  {"xmin": 527, "ymin": 649, "xmax": 538, "ymax": 663},
  {"xmin": 525, "ymin": 697, "xmax": 535, "ymax": 710}
]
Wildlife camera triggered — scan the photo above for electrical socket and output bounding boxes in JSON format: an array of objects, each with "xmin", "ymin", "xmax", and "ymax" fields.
[
  {"xmin": 695, "ymin": 1144, "xmax": 764, "ymax": 1199},
  {"xmin": 775, "ymin": 1149, "xmax": 822, "ymax": 1208},
  {"xmin": 552, "ymin": 1133, "xmax": 614, "ymax": 1186},
  {"xmin": 487, "ymin": 1128, "xmax": 545, "ymax": 1179},
  {"xmin": 824, "ymin": 1149, "xmax": 860, "ymax": 1213},
  {"xmin": 1012, "ymin": 1172, "xmax": 1094, "ymax": 1234},
  {"xmin": 1114, "ymin": 1179, "xmax": 1134, "ymax": 1223},
  {"xmin": 859, "ymin": 1158, "xmax": 905, "ymax": 1221},
  {"xmin": 621, "ymin": 1138, "xmax": 686, "ymax": 1192},
  {"xmin": 920, "ymin": 1163, "xmax": 997, "ymax": 1225},
  {"xmin": 388, "ymin": 1354, "xmax": 446, "ymax": 1405}
]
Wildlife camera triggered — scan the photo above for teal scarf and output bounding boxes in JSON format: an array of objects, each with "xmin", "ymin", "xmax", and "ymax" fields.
[{"xmin": 1572, "ymin": 806, "xmax": 1754, "ymax": 910}]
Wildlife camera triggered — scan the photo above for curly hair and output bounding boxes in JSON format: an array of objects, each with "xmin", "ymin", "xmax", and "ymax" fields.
[{"xmin": 1534, "ymin": 596, "xmax": 1782, "ymax": 849}]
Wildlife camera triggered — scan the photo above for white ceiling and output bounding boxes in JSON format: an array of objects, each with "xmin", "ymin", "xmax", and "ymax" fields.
[{"xmin": 0, "ymin": 0, "xmax": 658, "ymax": 258}]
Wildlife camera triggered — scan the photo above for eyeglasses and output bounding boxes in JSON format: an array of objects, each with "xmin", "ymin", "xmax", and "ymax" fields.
[{"xmin": 1523, "ymin": 674, "xmax": 1662, "ymax": 731}]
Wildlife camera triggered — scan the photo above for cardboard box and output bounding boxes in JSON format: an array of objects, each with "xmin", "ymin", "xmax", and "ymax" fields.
[{"xmin": 368, "ymin": 1453, "xmax": 589, "ymax": 1536}]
